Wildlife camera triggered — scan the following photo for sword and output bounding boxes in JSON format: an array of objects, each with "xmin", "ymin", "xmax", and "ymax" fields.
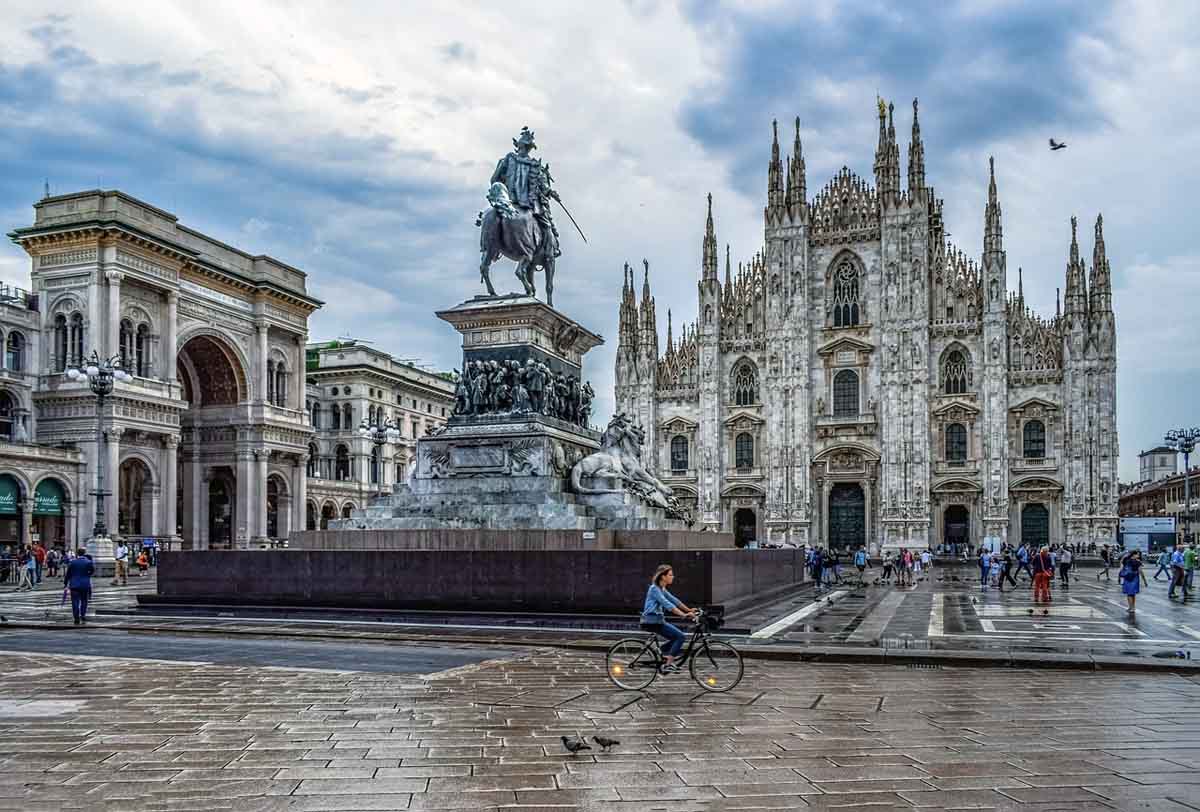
[{"xmin": 551, "ymin": 194, "xmax": 588, "ymax": 244}]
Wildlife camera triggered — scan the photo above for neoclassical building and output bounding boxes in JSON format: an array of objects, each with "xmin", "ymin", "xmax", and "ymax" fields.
[
  {"xmin": 3, "ymin": 189, "xmax": 319, "ymax": 550},
  {"xmin": 615, "ymin": 101, "xmax": 1119, "ymax": 552},
  {"xmin": 303, "ymin": 339, "xmax": 454, "ymax": 530}
]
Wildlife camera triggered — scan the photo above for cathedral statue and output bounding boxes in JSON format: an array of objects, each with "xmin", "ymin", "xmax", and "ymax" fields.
[{"xmin": 477, "ymin": 126, "xmax": 585, "ymax": 307}]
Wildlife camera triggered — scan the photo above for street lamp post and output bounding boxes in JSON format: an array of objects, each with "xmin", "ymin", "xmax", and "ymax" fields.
[
  {"xmin": 358, "ymin": 417, "xmax": 400, "ymax": 500},
  {"xmin": 1165, "ymin": 427, "xmax": 1200, "ymax": 545},
  {"xmin": 66, "ymin": 351, "xmax": 132, "ymax": 542}
]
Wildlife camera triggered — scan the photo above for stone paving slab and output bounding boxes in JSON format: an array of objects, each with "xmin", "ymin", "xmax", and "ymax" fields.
[{"xmin": 2, "ymin": 647, "xmax": 1200, "ymax": 810}]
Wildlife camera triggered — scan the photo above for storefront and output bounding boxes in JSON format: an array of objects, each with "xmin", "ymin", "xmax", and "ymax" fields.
[
  {"xmin": 0, "ymin": 474, "xmax": 23, "ymax": 555},
  {"xmin": 32, "ymin": 478, "xmax": 67, "ymax": 550}
]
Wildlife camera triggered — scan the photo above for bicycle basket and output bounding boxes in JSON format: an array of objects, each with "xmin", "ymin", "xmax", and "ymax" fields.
[{"xmin": 702, "ymin": 606, "xmax": 725, "ymax": 631}]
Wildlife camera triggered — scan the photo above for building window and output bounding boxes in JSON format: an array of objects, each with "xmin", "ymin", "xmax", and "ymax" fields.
[
  {"xmin": 267, "ymin": 360, "xmax": 275, "ymax": 404},
  {"xmin": 335, "ymin": 445, "xmax": 350, "ymax": 480},
  {"xmin": 273, "ymin": 363, "xmax": 286, "ymax": 407},
  {"xmin": 946, "ymin": 423, "xmax": 968, "ymax": 462},
  {"xmin": 0, "ymin": 391, "xmax": 13, "ymax": 440},
  {"xmin": 370, "ymin": 446, "xmax": 380, "ymax": 484},
  {"xmin": 4, "ymin": 332, "xmax": 24, "ymax": 373},
  {"xmin": 396, "ymin": 462, "xmax": 404, "ymax": 483},
  {"xmin": 53, "ymin": 315, "xmax": 68, "ymax": 372},
  {"xmin": 942, "ymin": 349, "xmax": 969, "ymax": 395},
  {"xmin": 342, "ymin": 403, "xmax": 353, "ymax": 429},
  {"xmin": 341, "ymin": 503, "xmax": 354, "ymax": 519},
  {"xmin": 831, "ymin": 258, "xmax": 861, "ymax": 327},
  {"xmin": 118, "ymin": 319, "xmax": 133, "ymax": 370},
  {"xmin": 735, "ymin": 432, "xmax": 754, "ymax": 469},
  {"xmin": 331, "ymin": 387, "xmax": 339, "ymax": 396},
  {"xmin": 135, "ymin": 323, "xmax": 149, "ymax": 377},
  {"xmin": 833, "ymin": 369, "xmax": 859, "ymax": 417},
  {"xmin": 732, "ymin": 360, "xmax": 758, "ymax": 407},
  {"xmin": 1023, "ymin": 420, "xmax": 1046, "ymax": 458},
  {"xmin": 307, "ymin": 444, "xmax": 318, "ymax": 477},
  {"xmin": 69, "ymin": 312, "xmax": 84, "ymax": 367},
  {"xmin": 671, "ymin": 435, "xmax": 689, "ymax": 472}
]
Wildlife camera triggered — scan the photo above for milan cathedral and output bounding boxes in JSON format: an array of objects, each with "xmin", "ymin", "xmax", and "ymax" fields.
[{"xmin": 614, "ymin": 100, "xmax": 1119, "ymax": 552}]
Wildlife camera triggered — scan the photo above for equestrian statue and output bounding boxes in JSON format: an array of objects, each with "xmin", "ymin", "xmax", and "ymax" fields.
[{"xmin": 476, "ymin": 126, "xmax": 585, "ymax": 307}]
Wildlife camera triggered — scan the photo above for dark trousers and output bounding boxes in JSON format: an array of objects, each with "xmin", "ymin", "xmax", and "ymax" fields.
[
  {"xmin": 1169, "ymin": 566, "xmax": 1190, "ymax": 598},
  {"xmin": 1059, "ymin": 563, "xmax": 1071, "ymax": 586},
  {"xmin": 69, "ymin": 587, "xmax": 90, "ymax": 621},
  {"xmin": 1154, "ymin": 564, "xmax": 1170, "ymax": 580},
  {"xmin": 1016, "ymin": 562, "xmax": 1033, "ymax": 581},
  {"xmin": 999, "ymin": 566, "xmax": 1018, "ymax": 590},
  {"xmin": 645, "ymin": 622, "xmax": 686, "ymax": 658}
]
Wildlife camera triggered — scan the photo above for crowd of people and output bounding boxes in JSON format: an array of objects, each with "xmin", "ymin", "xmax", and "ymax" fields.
[{"xmin": 801, "ymin": 540, "xmax": 1197, "ymax": 615}]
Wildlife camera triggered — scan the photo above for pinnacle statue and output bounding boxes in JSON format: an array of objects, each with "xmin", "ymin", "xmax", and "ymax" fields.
[{"xmin": 476, "ymin": 126, "xmax": 585, "ymax": 307}]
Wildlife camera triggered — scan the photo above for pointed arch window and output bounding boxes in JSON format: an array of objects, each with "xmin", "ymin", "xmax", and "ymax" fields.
[
  {"xmin": 53, "ymin": 315, "xmax": 68, "ymax": 372},
  {"xmin": 1023, "ymin": 420, "xmax": 1046, "ymax": 459},
  {"xmin": 732, "ymin": 360, "xmax": 758, "ymax": 406},
  {"xmin": 735, "ymin": 432, "xmax": 755, "ymax": 469},
  {"xmin": 831, "ymin": 258, "xmax": 861, "ymax": 327},
  {"xmin": 833, "ymin": 369, "xmax": 859, "ymax": 417},
  {"xmin": 942, "ymin": 349, "xmax": 969, "ymax": 395},
  {"xmin": 946, "ymin": 423, "xmax": 968, "ymax": 462}
]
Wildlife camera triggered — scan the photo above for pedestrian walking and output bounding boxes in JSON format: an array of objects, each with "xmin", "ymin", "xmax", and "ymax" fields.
[
  {"xmin": 136, "ymin": 549, "xmax": 149, "ymax": 576},
  {"xmin": 1032, "ymin": 546, "xmax": 1054, "ymax": 604},
  {"xmin": 32, "ymin": 542, "xmax": 46, "ymax": 584},
  {"xmin": 920, "ymin": 549, "xmax": 932, "ymax": 577},
  {"xmin": 1097, "ymin": 545, "xmax": 1112, "ymax": 581},
  {"xmin": 854, "ymin": 546, "xmax": 868, "ymax": 581},
  {"xmin": 881, "ymin": 551, "xmax": 894, "ymax": 584},
  {"xmin": 1058, "ymin": 546, "xmax": 1073, "ymax": 589},
  {"xmin": 63, "ymin": 548, "xmax": 94, "ymax": 625},
  {"xmin": 1185, "ymin": 543, "xmax": 1197, "ymax": 594},
  {"xmin": 1168, "ymin": 545, "xmax": 1190, "ymax": 600},
  {"xmin": 1120, "ymin": 550, "xmax": 1143, "ymax": 614},
  {"xmin": 112, "ymin": 541, "xmax": 129, "ymax": 586},
  {"xmin": 1016, "ymin": 544, "xmax": 1033, "ymax": 583},
  {"xmin": 46, "ymin": 547, "xmax": 60, "ymax": 578},
  {"xmin": 16, "ymin": 546, "xmax": 35, "ymax": 591},
  {"xmin": 809, "ymin": 547, "xmax": 824, "ymax": 592},
  {"xmin": 998, "ymin": 549, "xmax": 1018, "ymax": 592},
  {"xmin": 1153, "ymin": 548, "xmax": 1172, "ymax": 581},
  {"xmin": 978, "ymin": 547, "xmax": 992, "ymax": 587}
]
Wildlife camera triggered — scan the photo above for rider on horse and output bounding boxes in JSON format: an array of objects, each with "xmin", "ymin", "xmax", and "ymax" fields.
[{"xmin": 490, "ymin": 127, "xmax": 561, "ymax": 262}]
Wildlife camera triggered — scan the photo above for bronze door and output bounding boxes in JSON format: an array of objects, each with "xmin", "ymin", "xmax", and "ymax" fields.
[{"xmin": 828, "ymin": 483, "xmax": 865, "ymax": 550}]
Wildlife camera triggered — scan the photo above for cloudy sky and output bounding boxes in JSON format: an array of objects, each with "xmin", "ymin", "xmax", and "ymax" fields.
[{"xmin": 0, "ymin": 1, "xmax": 1196, "ymax": 481}]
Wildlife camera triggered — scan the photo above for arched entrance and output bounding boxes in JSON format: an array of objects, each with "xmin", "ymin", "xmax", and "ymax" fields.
[
  {"xmin": 32, "ymin": 478, "xmax": 67, "ymax": 550},
  {"xmin": 177, "ymin": 335, "xmax": 247, "ymax": 407},
  {"xmin": 306, "ymin": 501, "xmax": 318, "ymax": 531},
  {"xmin": 0, "ymin": 474, "xmax": 24, "ymax": 554},
  {"xmin": 208, "ymin": 474, "xmax": 235, "ymax": 550},
  {"xmin": 944, "ymin": 505, "xmax": 970, "ymax": 555},
  {"xmin": 828, "ymin": 483, "xmax": 865, "ymax": 550},
  {"xmin": 734, "ymin": 508, "xmax": 757, "ymax": 548},
  {"xmin": 118, "ymin": 458, "xmax": 154, "ymax": 537},
  {"xmin": 1021, "ymin": 503, "xmax": 1050, "ymax": 548},
  {"xmin": 341, "ymin": 503, "xmax": 355, "ymax": 520},
  {"xmin": 320, "ymin": 502, "xmax": 336, "ymax": 530}
]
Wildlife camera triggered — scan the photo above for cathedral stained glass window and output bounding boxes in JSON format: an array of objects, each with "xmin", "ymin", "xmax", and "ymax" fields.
[
  {"xmin": 832, "ymin": 259, "xmax": 861, "ymax": 327},
  {"xmin": 833, "ymin": 369, "xmax": 859, "ymax": 417},
  {"xmin": 735, "ymin": 432, "xmax": 754, "ymax": 469},
  {"xmin": 732, "ymin": 361, "xmax": 758, "ymax": 406},
  {"xmin": 1023, "ymin": 420, "xmax": 1046, "ymax": 459},
  {"xmin": 946, "ymin": 423, "xmax": 967, "ymax": 462},
  {"xmin": 942, "ymin": 349, "xmax": 969, "ymax": 395}
]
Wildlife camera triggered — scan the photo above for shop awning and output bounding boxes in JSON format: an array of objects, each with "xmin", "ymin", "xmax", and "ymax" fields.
[
  {"xmin": 0, "ymin": 475, "xmax": 19, "ymax": 515},
  {"xmin": 33, "ymin": 479, "xmax": 64, "ymax": 516}
]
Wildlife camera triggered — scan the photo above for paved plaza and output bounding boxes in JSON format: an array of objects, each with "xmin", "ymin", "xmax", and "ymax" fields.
[{"xmin": 1, "ymin": 645, "xmax": 1199, "ymax": 811}]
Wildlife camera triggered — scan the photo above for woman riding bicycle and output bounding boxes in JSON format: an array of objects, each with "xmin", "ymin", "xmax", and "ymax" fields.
[{"xmin": 641, "ymin": 564, "xmax": 698, "ymax": 673}]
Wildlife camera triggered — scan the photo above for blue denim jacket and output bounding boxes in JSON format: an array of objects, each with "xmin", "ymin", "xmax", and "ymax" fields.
[{"xmin": 641, "ymin": 584, "xmax": 681, "ymax": 624}]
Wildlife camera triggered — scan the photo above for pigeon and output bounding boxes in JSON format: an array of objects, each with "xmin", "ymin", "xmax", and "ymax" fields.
[
  {"xmin": 593, "ymin": 735, "xmax": 620, "ymax": 752},
  {"xmin": 1042, "ymin": 609, "xmax": 1050, "ymax": 616},
  {"xmin": 561, "ymin": 736, "xmax": 592, "ymax": 754},
  {"xmin": 1049, "ymin": 138, "xmax": 1067, "ymax": 151},
  {"xmin": 1027, "ymin": 609, "xmax": 1035, "ymax": 615}
]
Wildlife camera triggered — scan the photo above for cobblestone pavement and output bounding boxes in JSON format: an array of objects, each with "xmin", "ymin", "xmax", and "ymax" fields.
[{"xmin": 3, "ymin": 646, "xmax": 1200, "ymax": 810}]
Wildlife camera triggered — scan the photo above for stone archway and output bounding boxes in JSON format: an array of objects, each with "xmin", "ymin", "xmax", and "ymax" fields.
[
  {"xmin": 118, "ymin": 457, "xmax": 155, "ymax": 537},
  {"xmin": 320, "ymin": 502, "xmax": 336, "ymax": 530},
  {"xmin": 177, "ymin": 334, "xmax": 248, "ymax": 407},
  {"xmin": 944, "ymin": 505, "xmax": 970, "ymax": 555},
  {"xmin": 734, "ymin": 508, "xmax": 757, "ymax": 548}
]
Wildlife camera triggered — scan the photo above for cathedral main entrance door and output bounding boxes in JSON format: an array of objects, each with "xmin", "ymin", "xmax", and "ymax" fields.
[
  {"xmin": 734, "ymin": 508, "xmax": 757, "ymax": 548},
  {"xmin": 828, "ymin": 483, "xmax": 865, "ymax": 550},
  {"xmin": 944, "ymin": 505, "xmax": 970, "ymax": 555}
]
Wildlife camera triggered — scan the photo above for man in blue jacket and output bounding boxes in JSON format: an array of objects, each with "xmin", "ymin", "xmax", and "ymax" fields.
[{"xmin": 63, "ymin": 549, "xmax": 94, "ymax": 625}]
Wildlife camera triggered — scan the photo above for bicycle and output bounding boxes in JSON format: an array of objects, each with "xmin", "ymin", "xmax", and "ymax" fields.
[{"xmin": 605, "ymin": 607, "xmax": 744, "ymax": 693}]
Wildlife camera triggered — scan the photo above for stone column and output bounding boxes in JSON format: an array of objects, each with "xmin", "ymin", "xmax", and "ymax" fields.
[
  {"xmin": 821, "ymin": 479, "xmax": 832, "ymax": 544},
  {"xmin": 235, "ymin": 450, "xmax": 254, "ymax": 549},
  {"xmin": 863, "ymin": 478, "xmax": 874, "ymax": 555},
  {"xmin": 293, "ymin": 454, "xmax": 308, "ymax": 539},
  {"xmin": 294, "ymin": 337, "xmax": 307, "ymax": 413},
  {"xmin": 254, "ymin": 448, "xmax": 269, "ymax": 543},
  {"xmin": 19, "ymin": 499, "xmax": 32, "ymax": 548},
  {"xmin": 164, "ymin": 292, "xmax": 178, "ymax": 386},
  {"xmin": 255, "ymin": 323, "xmax": 269, "ymax": 403},
  {"xmin": 105, "ymin": 426, "xmax": 123, "ymax": 536},
  {"xmin": 163, "ymin": 436, "xmax": 178, "ymax": 539},
  {"xmin": 195, "ymin": 465, "xmax": 208, "ymax": 549},
  {"xmin": 105, "ymin": 270, "xmax": 123, "ymax": 360}
]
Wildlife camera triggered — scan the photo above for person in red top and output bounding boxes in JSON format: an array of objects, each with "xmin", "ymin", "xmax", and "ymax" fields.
[
  {"xmin": 31, "ymin": 542, "xmax": 46, "ymax": 585},
  {"xmin": 1031, "ymin": 545, "xmax": 1054, "ymax": 603}
]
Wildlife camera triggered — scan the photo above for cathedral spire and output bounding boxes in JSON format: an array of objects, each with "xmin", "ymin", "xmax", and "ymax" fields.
[
  {"xmin": 701, "ymin": 193, "xmax": 718, "ymax": 284},
  {"xmin": 1056, "ymin": 287, "xmax": 1061, "ymax": 318},
  {"xmin": 666, "ymin": 308, "xmax": 674, "ymax": 354},
  {"xmin": 874, "ymin": 98, "xmax": 900, "ymax": 201},
  {"xmin": 766, "ymin": 119, "xmax": 784, "ymax": 218},
  {"xmin": 907, "ymin": 98, "xmax": 925, "ymax": 198},
  {"xmin": 1090, "ymin": 213, "xmax": 1112, "ymax": 314},
  {"xmin": 1064, "ymin": 215, "xmax": 1088, "ymax": 319},
  {"xmin": 786, "ymin": 116, "xmax": 806, "ymax": 215},
  {"xmin": 984, "ymin": 156, "xmax": 1003, "ymax": 259},
  {"xmin": 1017, "ymin": 266, "xmax": 1024, "ymax": 304},
  {"xmin": 724, "ymin": 244, "xmax": 733, "ymax": 292},
  {"xmin": 639, "ymin": 257, "xmax": 658, "ymax": 354}
]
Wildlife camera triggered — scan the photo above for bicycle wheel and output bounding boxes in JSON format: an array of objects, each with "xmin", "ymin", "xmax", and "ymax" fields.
[
  {"xmin": 690, "ymin": 639, "xmax": 744, "ymax": 692},
  {"xmin": 606, "ymin": 637, "xmax": 660, "ymax": 691}
]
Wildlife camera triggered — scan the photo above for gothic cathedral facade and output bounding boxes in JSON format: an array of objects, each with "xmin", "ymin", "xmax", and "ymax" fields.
[{"xmin": 614, "ymin": 101, "xmax": 1118, "ymax": 553}]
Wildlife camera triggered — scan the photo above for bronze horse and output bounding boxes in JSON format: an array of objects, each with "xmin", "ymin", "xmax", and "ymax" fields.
[{"xmin": 478, "ymin": 182, "xmax": 557, "ymax": 306}]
